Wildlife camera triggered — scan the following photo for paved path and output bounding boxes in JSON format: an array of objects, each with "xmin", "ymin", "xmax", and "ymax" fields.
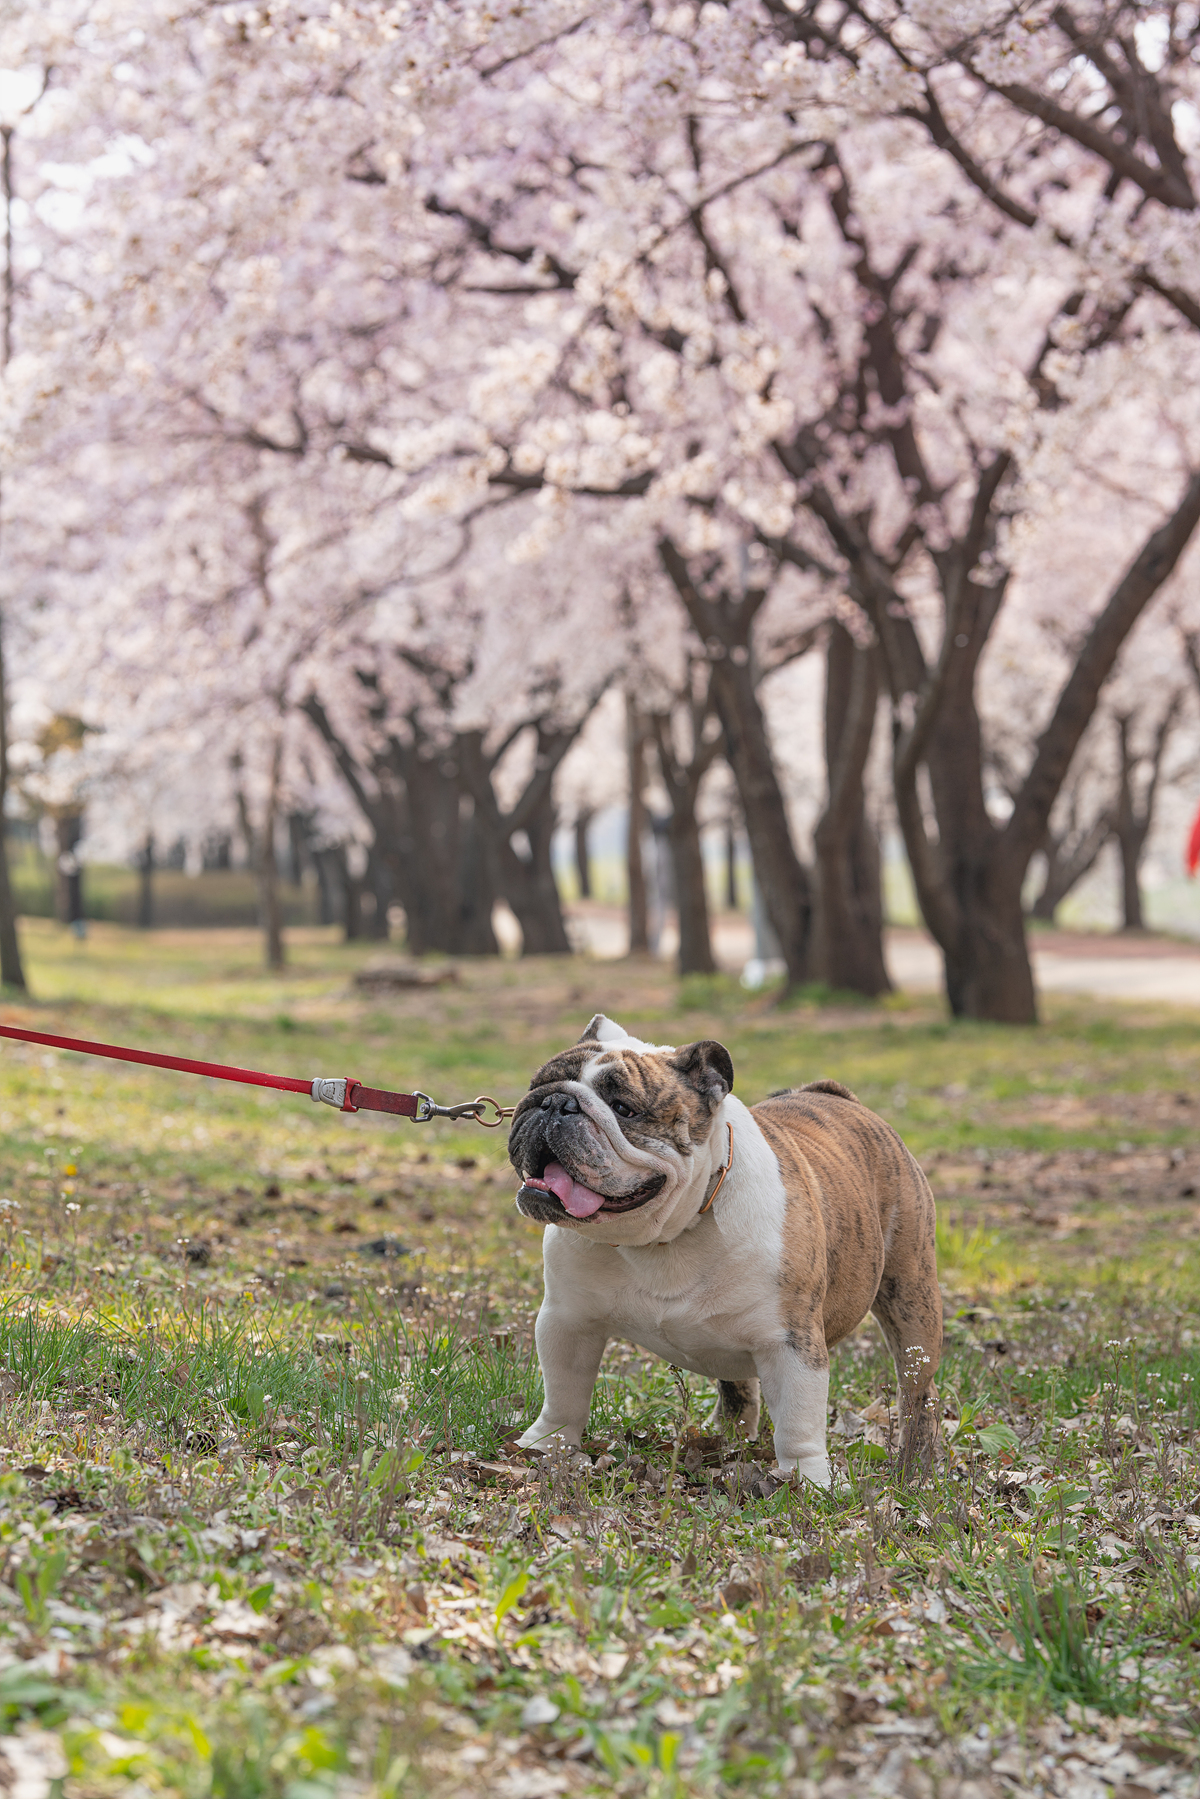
[
  {"xmin": 886, "ymin": 930, "xmax": 1200, "ymax": 1006},
  {"xmin": 563, "ymin": 905, "xmax": 1200, "ymax": 1006}
]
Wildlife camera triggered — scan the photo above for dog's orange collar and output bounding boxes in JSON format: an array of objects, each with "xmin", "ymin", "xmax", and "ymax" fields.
[{"xmin": 697, "ymin": 1123, "xmax": 734, "ymax": 1216}]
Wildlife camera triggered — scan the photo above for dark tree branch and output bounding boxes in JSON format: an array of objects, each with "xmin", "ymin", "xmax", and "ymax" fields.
[
  {"xmin": 1006, "ymin": 470, "xmax": 1200, "ymax": 866},
  {"xmin": 975, "ymin": 71, "xmax": 1196, "ymax": 211}
]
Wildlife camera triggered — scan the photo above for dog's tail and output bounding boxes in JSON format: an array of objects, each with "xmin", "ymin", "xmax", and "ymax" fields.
[{"xmin": 769, "ymin": 1078, "xmax": 860, "ymax": 1103}]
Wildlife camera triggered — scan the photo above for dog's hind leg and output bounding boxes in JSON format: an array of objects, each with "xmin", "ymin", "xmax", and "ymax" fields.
[
  {"xmin": 870, "ymin": 1155, "xmax": 942, "ymax": 1481},
  {"xmin": 706, "ymin": 1378, "xmax": 760, "ymax": 1440}
]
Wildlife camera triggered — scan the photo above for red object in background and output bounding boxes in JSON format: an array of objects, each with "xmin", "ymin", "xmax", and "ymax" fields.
[{"xmin": 1187, "ymin": 801, "xmax": 1200, "ymax": 877}]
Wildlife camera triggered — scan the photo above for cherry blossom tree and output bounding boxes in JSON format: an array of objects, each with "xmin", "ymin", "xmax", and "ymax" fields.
[
  {"xmin": 300, "ymin": 512, "xmax": 623, "ymax": 956},
  {"xmin": 0, "ymin": 57, "xmax": 47, "ymax": 987},
  {"xmin": 452, "ymin": 6, "xmax": 1200, "ymax": 1015},
  {"xmin": 7, "ymin": 0, "xmax": 1200, "ymax": 1023}
]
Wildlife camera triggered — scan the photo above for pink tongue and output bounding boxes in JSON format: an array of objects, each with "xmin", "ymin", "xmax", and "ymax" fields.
[{"xmin": 542, "ymin": 1161, "xmax": 607, "ymax": 1218}]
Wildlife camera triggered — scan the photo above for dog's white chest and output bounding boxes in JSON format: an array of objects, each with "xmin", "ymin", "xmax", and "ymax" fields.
[
  {"xmin": 559, "ymin": 1229, "xmax": 772, "ymax": 1381},
  {"xmin": 613, "ymin": 1305, "xmax": 761, "ymax": 1382}
]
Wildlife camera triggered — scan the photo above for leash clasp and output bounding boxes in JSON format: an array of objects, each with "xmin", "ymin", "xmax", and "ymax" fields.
[{"xmin": 413, "ymin": 1091, "xmax": 515, "ymax": 1127}]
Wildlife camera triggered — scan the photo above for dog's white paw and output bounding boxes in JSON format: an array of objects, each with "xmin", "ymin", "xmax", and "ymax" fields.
[
  {"xmin": 773, "ymin": 1457, "xmax": 832, "ymax": 1490},
  {"xmin": 517, "ymin": 1422, "xmax": 581, "ymax": 1454}
]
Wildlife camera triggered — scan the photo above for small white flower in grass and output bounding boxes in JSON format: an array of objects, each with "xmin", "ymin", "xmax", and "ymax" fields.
[{"xmin": 520, "ymin": 1696, "xmax": 559, "ymax": 1729}]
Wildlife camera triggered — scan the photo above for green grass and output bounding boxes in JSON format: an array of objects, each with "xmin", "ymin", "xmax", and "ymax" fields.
[
  {"xmin": 7, "ymin": 846, "xmax": 324, "ymax": 928},
  {"xmin": 0, "ymin": 919, "xmax": 1195, "ymax": 1793}
]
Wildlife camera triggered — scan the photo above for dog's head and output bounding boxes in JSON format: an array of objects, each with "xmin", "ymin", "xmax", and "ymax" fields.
[{"xmin": 509, "ymin": 1014, "xmax": 733, "ymax": 1244}]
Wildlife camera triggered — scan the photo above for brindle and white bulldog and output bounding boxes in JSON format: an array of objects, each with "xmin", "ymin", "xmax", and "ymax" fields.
[{"xmin": 509, "ymin": 1015, "xmax": 942, "ymax": 1486}]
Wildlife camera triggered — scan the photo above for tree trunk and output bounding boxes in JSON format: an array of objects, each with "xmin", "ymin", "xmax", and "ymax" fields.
[
  {"xmin": 137, "ymin": 832, "xmax": 154, "ymax": 929},
  {"xmin": 313, "ymin": 852, "xmax": 334, "ymax": 927},
  {"xmin": 459, "ymin": 772, "xmax": 572, "ymax": 956},
  {"xmin": 710, "ymin": 653, "xmax": 811, "ymax": 986},
  {"xmin": 259, "ymin": 760, "xmax": 285, "ymax": 971},
  {"xmin": 480, "ymin": 835, "xmax": 571, "ymax": 954},
  {"xmin": 235, "ymin": 743, "xmax": 285, "ymax": 971},
  {"xmin": 286, "ymin": 812, "xmax": 309, "ymax": 889},
  {"xmin": 303, "ymin": 696, "xmax": 472, "ymax": 954},
  {"xmin": 0, "ymin": 135, "xmax": 26, "ymax": 992},
  {"xmin": 667, "ymin": 808, "xmax": 716, "ymax": 974},
  {"xmin": 811, "ymin": 624, "xmax": 890, "ymax": 995},
  {"xmin": 457, "ymin": 715, "xmax": 597, "ymax": 958},
  {"xmin": 626, "ymin": 695, "xmax": 650, "ymax": 953},
  {"xmin": 342, "ymin": 853, "xmax": 362, "ymax": 941},
  {"xmin": 1028, "ymin": 803, "xmax": 1111, "ymax": 924},
  {"xmin": 302, "ymin": 696, "xmax": 502, "ymax": 956},
  {"xmin": 1118, "ymin": 829, "xmax": 1143, "ymax": 931},
  {"xmin": 1027, "ymin": 886, "xmax": 1058, "ymax": 925},
  {"xmin": 0, "ymin": 814, "xmax": 25, "ymax": 984},
  {"xmin": 457, "ymin": 800, "xmax": 500, "ymax": 954},
  {"xmin": 941, "ymin": 883, "xmax": 1036, "ymax": 1021},
  {"xmin": 261, "ymin": 848, "xmax": 284, "ymax": 970},
  {"xmin": 393, "ymin": 749, "xmax": 464, "ymax": 954},
  {"xmin": 923, "ymin": 668, "xmax": 1037, "ymax": 1021},
  {"xmin": 497, "ymin": 797, "xmax": 572, "ymax": 955},
  {"xmin": 852, "ymin": 469, "xmax": 1200, "ymax": 1020},
  {"xmin": 724, "ymin": 815, "xmax": 738, "ymax": 911},
  {"xmin": 363, "ymin": 844, "xmax": 391, "ymax": 940},
  {"xmin": 658, "ymin": 539, "xmax": 813, "ymax": 987},
  {"xmin": 312, "ymin": 845, "xmax": 351, "ymax": 932},
  {"xmin": 574, "ymin": 809, "xmax": 593, "ymax": 900},
  {"xmin": 54, "ymin": 814, "xmax": 84, "ymax": 929},
  {"xmin": 307, "ymin": 689, "xmax": 595, "ymax": 958},
  {"xmin": 648, "ymin": 685, "xmax": 722, "ymax": 977},
  {"xmin": 1113, "ymin": 698, "xmax": 1181, "ymax": 933}
]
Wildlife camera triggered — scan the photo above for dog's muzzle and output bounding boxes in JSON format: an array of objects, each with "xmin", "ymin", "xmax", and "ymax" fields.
[{"xmin": 509, "ymin": 1087, "xmax": 665, "ymax": 1223}]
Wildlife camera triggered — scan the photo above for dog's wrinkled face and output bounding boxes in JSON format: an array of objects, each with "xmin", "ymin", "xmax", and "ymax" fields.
[{"xmin": 509, "ymin": 1014, "xmax": 734, "ymax": 1245}]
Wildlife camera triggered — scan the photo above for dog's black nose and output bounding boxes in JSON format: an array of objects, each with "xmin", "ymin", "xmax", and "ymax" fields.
[{"xmin": 538, "ymin": 1091, "xmax": 581, "ymax": 1114}]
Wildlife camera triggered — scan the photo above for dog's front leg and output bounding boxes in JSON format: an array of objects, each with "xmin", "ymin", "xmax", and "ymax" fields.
[
  {"xmin": 754, "ymin": 1344, "xmax": 831, "ymax": 1488},
  {"xmin": 518, "ymin": 1307, "xmax": 608, "ymax": 1452}
]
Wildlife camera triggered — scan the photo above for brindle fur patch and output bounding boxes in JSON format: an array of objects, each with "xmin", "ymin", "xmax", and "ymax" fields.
[
  {"xmin": 753, "ymin": 1087, "xmax": 942, "ymax": 1475},
  {"xmin": 526, "ymin": 1044, "xmax": 599, "ymax": 1092},
  {"xmin": 717, "ymin": 1378, "xmax": 754, "ymax": 1417},
  {"xmin": 588, "ymin": 1049, "xmax": 709, "ymax": 1157}
]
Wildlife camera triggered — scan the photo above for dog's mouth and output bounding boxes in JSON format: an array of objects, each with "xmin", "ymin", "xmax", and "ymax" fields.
[{"xmin": 518, "ymin": 1150, "xmax": 665, "ymax": 1219}]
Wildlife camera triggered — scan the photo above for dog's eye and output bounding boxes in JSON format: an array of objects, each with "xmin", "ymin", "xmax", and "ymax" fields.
[{"xmin": 611, "ymin": 1099, "xmax": 637, "ymax": 1119}]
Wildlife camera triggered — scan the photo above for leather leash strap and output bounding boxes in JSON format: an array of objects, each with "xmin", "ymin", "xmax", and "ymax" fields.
[
  {"xmin": 697, "ymin": 1122, "xmax": 734, "ymax": 1216},
  {"xmin": 0, "ymin": 1023, "xmax": 511, "ymax": 1125}
]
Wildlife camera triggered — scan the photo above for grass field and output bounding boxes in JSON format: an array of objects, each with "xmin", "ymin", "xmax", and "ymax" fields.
[
  {"xmin": 0, "ymin": 919, "xmax": 1196, "ymax": 1797},
  {"xmin": 6, "ymin": 847, "xmax": 324, "ymax": 930}
]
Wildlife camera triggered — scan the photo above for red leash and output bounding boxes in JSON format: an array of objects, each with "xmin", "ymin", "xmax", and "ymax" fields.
[{"xmin": 0, "ymin": 1023, "xmax": 512, "ymax": 1127}]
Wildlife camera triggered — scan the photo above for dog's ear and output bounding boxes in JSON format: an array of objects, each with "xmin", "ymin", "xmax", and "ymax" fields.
[
  {"xmin": 577, "ymin": 1014, "xmax": 631, "ymax": 1045},
  {"xmin": 671, "ymin": 1040, "xmax": 734, "ymax": 1113}
]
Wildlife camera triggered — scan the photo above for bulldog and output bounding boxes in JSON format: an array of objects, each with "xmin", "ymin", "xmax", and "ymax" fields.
[{"xmin": 508, "ymin": 1015, "xmax": 942, "ymax": 1486}]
